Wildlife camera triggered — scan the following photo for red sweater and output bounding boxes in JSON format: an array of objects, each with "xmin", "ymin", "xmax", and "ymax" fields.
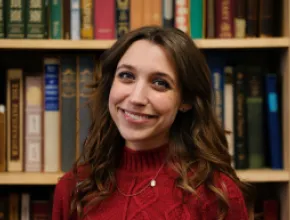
[{"xmin": 52, "ymin": 145, "xmax": 248, "ymax": 220}]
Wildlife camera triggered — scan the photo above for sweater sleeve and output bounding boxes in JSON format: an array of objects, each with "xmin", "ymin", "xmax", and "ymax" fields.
[
  {"xmin": 52, "ymin": 178, "xmax": 64, "ymax": 220},
  {"xmin": 201, "ymin": 173, "xmax": 249, "ymax": 220},
  {"xmin": 52, "ymin": 171, "xmax": 77, "ymax": 220}
]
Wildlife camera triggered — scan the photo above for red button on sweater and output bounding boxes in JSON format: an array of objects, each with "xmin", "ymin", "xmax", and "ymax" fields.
[{"xmin": 52, "ymin": 145, "xmax": 249, "ymax": 220}]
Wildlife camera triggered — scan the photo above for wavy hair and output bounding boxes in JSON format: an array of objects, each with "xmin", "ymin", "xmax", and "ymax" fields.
[{"xmin": 70, "ymin": 26, "xmax": 254, "ymax": 219}]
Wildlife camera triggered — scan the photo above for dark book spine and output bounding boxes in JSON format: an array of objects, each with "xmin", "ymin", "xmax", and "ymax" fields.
[
  {"xmin": 63, "ymin": 0, "xmax": 71, "ymax": 39},
  {"xmin": 26, "ymin": 0, "xmax": 47, "ymax": 39},
  {"xmin": 5, "ymin": 0, "xmax": 26, "ymax": 38},
  {"xmin": 61, "ymin": 56, "xmax": 77, "ymax": 172},
  {"xmin": 259, "ymin": 0, "xmax": 273, "ymax": 37},
  {"xmin": 234, "ymin": 66, "xmax": 248, "ymax": 169},
  {"xmin": 206, "ymin": 0, "xmax": 215, "ymax": 38},
  {"xmin": 246, "ymin": 65, "xmax": 265, "ymax": 168},
  {"xmin": 77, "ymin": 55, "xmax": 94, "ymax": 158},
  {"xmin": 215, "ymin": 0, "xmax": 235, "ymax": 38},
  {"xmin": 116, "ymin": 0, "xmax": 130, "ymax": 38},
  {"xmin": 246, "ymin": 0, "xmax": 258, "ymax": 37},
  {"xmin": 0, "ymin": 0, "xmax": 4, "ymax": 38}
]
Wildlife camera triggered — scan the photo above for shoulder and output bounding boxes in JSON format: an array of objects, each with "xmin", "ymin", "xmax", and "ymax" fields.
[
  {"xmin": 196, "ymin": 171, "xmax": 249, "ymax": 219},
  {"xmin": 54, "ymin": 164, "xmax": 91, "ymax": 198}
]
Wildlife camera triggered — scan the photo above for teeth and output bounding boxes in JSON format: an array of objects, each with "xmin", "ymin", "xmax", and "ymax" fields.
[{"xmin": 124, "ymin": 111, "xmax": 149, "ymax": 120}]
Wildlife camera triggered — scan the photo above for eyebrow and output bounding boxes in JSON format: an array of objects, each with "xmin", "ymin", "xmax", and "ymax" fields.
[{"xmin": 116, "ymin": 63, "xmax": 176, "ymax": 85}]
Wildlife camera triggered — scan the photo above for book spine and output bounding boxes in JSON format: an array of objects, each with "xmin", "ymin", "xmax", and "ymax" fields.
[
  {"xmin": 76, "ymin": 55, "xmax": 94, "ymax": 158},
  {"xmin": 6, "ymin": 69, "xmax": 23, "ymax": 172},
  {"xmin": 224, "ymin": 66, "xmax": 234, "ymax": 167},
  {"xmin": 81, "ymin": 0, "xmax": 93, "ymax": 39},
  {"xmin": 212, "ymin": 67, "xmax": 224, "ymax": 126},
  {"xmin": 162, "ymin": 0, "xmax": 174, "ymax": 28},
  {"xmin": 71, "ymin": 0, "xmax": 80, "ymax": 39},
  {"xmin": 174, "ymin": 0, "xmax": 190, "ymax": 35},
  {"xmin": 60, "ymin": 56, "xmax": 77, "ymax": 172},
  {"xmin": 94, "ymin": 0, "xmax": 115, "ymax": 39},
  {"xmin": 116, "ymin": 0, "xmax": 130, "ymax": 38},
  {"xmin": 21, "ymin": 193, "xmax": 30, "ymax": 220},
  {"xmin": 63, "ymin": 0, "xmax": 71, "ymax": 39},
  {"xmin": 246, "ymin": 66, "xmax": 265, "ymax": 168},
  {"xmin": 0, "ymin": 0, "xmax": 4, "ymax": 38},
  {"xmin": 246, "ymin": 0, "xmax": 258, "ymax": 37},
  {"xmin": 44, "ymin": 58, "xmax": 60, "ymax": 172},
  {"xmin": 215, "ymin": 0, "xmax": 234, "ymax": 38},
  {"xmin": 9, "ymin": 193, "xmax": 19, "ymax": 220},
  {"xmin": 49, "ymin": 0, "xmax": 62, "ymax": 39},
  {"xmin": 259, "ymin": 0, "xmax": 273, "ymax": 37},
  {"xmin": 129, "ymin": 0, "xmax": 143, "ymax": 31},
  {"xmin": 24, "ymin": 75, "xmax": 43, "ymax": 172},
  {"xmin": 151, "ymin": 0, "xmax": 162, "ymax": 26},
  {"xmin": 234, "ymin": 66, "xmax": 248, "ymax": 169},
  {"xmin": 265, "ymin": 74, "xmax": 282, "ymax": 169},
  {"xmin": 26, "ymin": 0, "xmax": 47, "ymax": 39},
  {"xmin": 5, "ymin": 0, "xmax": 26, "ymax": 38},
  {"xmin": 0, "ymin": 195, "xmax": 8, "ymax": 219},
  {"xmin": 234, "ymin": 0, "xmax": 246, "ymax": 38},
  {"xmin": 190, "ymin": 0, "xmax": 203, "ymax": 38},
  {"xmin": 206, "ymin": 0, "xmax": 215, "ymax": 38},
  {"xmin": 0, "ymin": 105, "xmax": 5, "ymax": 172}
]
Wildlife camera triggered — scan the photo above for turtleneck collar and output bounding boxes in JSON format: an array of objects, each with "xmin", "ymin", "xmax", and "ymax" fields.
[{"xmin": 119, "ymin": 143, "xmax": 169, "ymax": 172}]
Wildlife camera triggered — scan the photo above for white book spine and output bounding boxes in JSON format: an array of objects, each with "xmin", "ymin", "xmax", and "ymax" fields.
[
  {"xmin": 44, "ymin": 58, "xmax": 60, "ymax": 172},
  {"xmin": 6, "ymin": 69, "xmax": 23, "ymax": 172}
]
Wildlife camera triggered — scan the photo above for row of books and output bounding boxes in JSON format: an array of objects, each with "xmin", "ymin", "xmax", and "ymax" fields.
[
  {"xmin": 0, "ymin": 54, "xmax": 284, "ymax": 174},
  {"xmin": 0, "ymin": 0, "xmax": 278, "ymax": 40},
  {"xmin": 211, "ymin": 62, "xmax": 283, "ymax": 170},
  {"xmin": 0, "ymin": 191, "xmax": 52, "ymax": 219},
  {"xmin": 0, "ymin": 187, "xmax": 279, "ymax": 219},
  {"xmin": 0, "ymin": 55, "xmax": 96, "ymax": 173}
]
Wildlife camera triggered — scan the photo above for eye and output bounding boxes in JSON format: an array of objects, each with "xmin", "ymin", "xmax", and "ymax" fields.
[
  {"xmin": 153, "ymin": 79, "xmax": 171, "ymax": 91},
  {"xmin": 117, "ymin": 71, "xmax": 134, "ymax": 82}
]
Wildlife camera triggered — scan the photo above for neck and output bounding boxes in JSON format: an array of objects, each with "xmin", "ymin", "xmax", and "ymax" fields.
[
  {"xmin": 119, "ymin": 143, "xmax": 169, "ymax": 172},
  {"xmin": 125, "ymin": 134, "xmax": 169, "ymax": 151}
]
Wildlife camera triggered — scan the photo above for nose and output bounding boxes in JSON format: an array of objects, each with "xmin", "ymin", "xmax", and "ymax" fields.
[{"xmin": 129, "ymin": 82, "xmax": 149, "ymax": 106}]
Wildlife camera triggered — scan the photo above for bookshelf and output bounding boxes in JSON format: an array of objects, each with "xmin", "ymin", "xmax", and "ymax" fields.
[
  {"xmin": 0, "ymin": 169, "xmax": 288, "ymax": 185},
  {"xmin": 0, "ymin": 0, "xmax": 289, "ymax": 219},
  {"xmin": 0, "ymin": 38, "xmax": 288, "ymax": 50}
]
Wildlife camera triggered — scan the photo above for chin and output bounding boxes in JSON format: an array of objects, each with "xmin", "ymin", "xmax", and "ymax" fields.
[{"xmin": 119, "ymin": 129, "xmax": 151, "ymax": 142}]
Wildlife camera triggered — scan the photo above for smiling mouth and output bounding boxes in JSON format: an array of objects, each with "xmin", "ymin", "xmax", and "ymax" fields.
[{"xmin": 119, "ymin": 108, "xmax": 157, "ymax": 120}]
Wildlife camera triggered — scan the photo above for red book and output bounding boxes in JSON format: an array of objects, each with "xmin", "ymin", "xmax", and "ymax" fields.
[
  {"xmin": 94, "ymin": 0, "xmax": 115, "ymax": 39},
  {"xmin": 215, "ymin": 0, "xmax": 235, "ymax": 38}
]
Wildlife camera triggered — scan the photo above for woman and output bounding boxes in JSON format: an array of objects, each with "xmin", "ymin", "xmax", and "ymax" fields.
[{"xmin": 52, "ymin": 26, "xmax": 253, "ymax": 220}]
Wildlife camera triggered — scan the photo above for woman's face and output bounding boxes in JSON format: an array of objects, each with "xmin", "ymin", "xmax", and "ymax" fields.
[{"xmin": 108, "ymin": 39, "xmax": 186, "ymax": 150}]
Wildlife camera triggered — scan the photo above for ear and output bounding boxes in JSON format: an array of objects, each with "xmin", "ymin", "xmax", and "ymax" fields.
[{"xmin": 179, "ymin": 103, "xmax": 192, "ymax": 112}]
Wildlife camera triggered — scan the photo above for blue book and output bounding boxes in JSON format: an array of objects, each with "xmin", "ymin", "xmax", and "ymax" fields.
[{"xmin": 265, "ymin": 73, "xmax": 283, "ymax": 169}]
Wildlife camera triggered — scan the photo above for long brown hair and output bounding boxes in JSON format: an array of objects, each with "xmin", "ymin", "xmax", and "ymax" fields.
[{"xmin": 70, "ymin": 26, "xmax": 254, "ymax": 219}]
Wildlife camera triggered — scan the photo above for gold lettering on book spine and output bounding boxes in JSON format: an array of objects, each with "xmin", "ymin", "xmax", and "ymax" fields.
[
  {"xmin": 62, "ymin": 68, "xmax": 76, "ymax": 98},
  {"xmin": 81, "ymin": 0, "xmax": 93, "ymax": 38},
  {"xmin": 10, "ymin": 80, "xmax": 20, "ymax": 160},
  {"xmin": 220, "ymin": 0, "xmax": 232, "ymax": 38},
  {"xmin": 117, "ymin": 0, "xmax": 129, "ymax": 37}
]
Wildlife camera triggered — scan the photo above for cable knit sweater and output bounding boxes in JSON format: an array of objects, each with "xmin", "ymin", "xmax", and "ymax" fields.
[{"xmin": 52, "ymin": 144, "xmax": 249, "ymax": 220}]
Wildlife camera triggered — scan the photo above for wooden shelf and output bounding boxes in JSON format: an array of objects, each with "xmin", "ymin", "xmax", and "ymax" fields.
[
  {"xmin": 0, "ymin": 169, "xmax": 288, "ymax": 185},
  {"xmin": 195, "ymin": 37, "xmax": 290, "ymax": 49},
  {"xmin": 236, "ymin": 169, "xmax": 289, "ymax": 182},
  {"xmin": 0, "ymin": 172, "xmax": 64, "ymax": 185},
  {"xmin": 0, "ymin": 38, "xmax": 288, "ymax": 50}
]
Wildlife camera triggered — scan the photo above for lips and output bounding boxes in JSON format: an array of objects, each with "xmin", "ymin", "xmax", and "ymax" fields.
[{"xmin": 119, "ymin": 108, "xmax": 157, "ymax": 121}]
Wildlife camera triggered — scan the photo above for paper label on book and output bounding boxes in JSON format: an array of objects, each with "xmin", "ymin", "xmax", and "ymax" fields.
[
  {"xmin": 45, "ymin": 64, "xmax": 59, "ymax": 111},
  {"xmin": 269, "ymin": 92, "xmax": 278, "ymax": 112},
  {"xmin": 28, "ymin": 114, "xmax": 41, "ymax": 134},
  {"xmin": 27, "ymin": 141, "xmax": 41, "ymax": 162}
]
